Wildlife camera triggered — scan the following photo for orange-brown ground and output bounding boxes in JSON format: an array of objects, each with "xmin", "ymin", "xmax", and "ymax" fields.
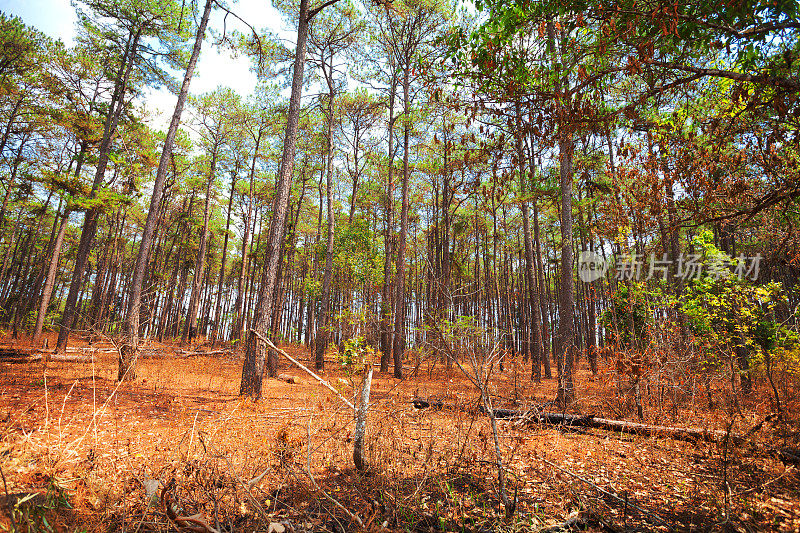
[{"xmin": 1, "ymin": 332, "xmax": 798, "ymax": 532}]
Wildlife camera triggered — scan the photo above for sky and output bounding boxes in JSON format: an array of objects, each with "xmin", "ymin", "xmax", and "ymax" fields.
[{"xmin": 0, "ymin": 0, "xmax": 291, "ymax": 129}]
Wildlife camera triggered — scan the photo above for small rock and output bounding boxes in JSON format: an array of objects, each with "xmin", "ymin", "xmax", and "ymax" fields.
[{"xmin": 277, "ymin": 373, "xmax": 301, "ymax": 385}]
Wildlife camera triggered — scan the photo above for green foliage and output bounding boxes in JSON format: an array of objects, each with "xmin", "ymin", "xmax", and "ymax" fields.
[
  {"xmin": 69, "ymin": 187, "xmax": 132, "ymax": 212},
  {"xmin": 301, "ymin": 269, "xmax": 322, "ymax": 300},
  {"xmin": 339, "ymin": 335, "xmax": 376, "ymax": 370},
  {"xmin": 0, "ymin": 12, "xmax": 47, "ymax": 82},
  {"xmin": 600, "ymin": 281, "xmax": 668, "ymax": 348},
  {"xmin": 75, "ymin": 0, "xmax": 196, "ymax": 83},
  {"xmin": 680, "ymin": 231, "xmax": 793, "ymax": 371},
  {"xmin": 434, "ymin": 314, "xmax": 485, "ymax": 348},
  {"xmin": 333, "ymin": 218, "xmax": 382, "ymax": 285},
  {"xmin": 4, "ymin": 476, "xmax": 72, "ymax": 533}
]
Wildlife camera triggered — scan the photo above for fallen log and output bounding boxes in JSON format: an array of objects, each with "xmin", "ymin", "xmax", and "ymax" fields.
[
  {"xmin": 64, "ymin": 346, "xmax": 116, "ymax": 354},
  {"xmin": 172, "ymin": 349, "xmax": 229, "ymax": 358},
  {"xmin": 134, "ymin": 349, "xmax": 230, "ymax": 359},
  {"xmin": 411, "ymin": 398, "xmax": 444, "ymax": 410},
  {"xmin": 540, "ymin": 510, "xmax": 616, "ymax": 533},
  {"xmin": 491, "ymin": 408, "xmax": 739, "ymax": 443},
  {"xmin": 27, "ymin": 353, "xmax": 93, "ymax": 363}
]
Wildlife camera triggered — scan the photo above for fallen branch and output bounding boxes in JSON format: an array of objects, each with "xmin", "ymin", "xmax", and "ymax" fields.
[
  {"xmin": 250, "ymin": 330, "xmax": 354, "ymax": 411},
  {"xmin": 64, "ymin": 346, "xmax": 115, "ymax": 354},
  {"xmin": 411, "ymin": 398, "xmax": 443, "ymax": 410},
  {"xmin": 491, "ymin": 409, "xmax": 739, "ymax": 443},
  {"xmin": 201, "ymin": 436, "xmax": 270, "ymax": 529},
  {"xmin": 276, "ymin": 373, "xmax": 303, "ymax": 385},
  {"xmin": 161, "ymin": 478, "xmax": 220, "ymax": 533}
]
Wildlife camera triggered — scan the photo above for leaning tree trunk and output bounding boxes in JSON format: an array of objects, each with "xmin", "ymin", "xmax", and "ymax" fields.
[
  {"xmin": 380, "ymin": 77, "xmax": 397, "ymax": 373},
  {"xmin": 240, "ymin": 0, "xmax": 312, "ymax": 398},
  {"xmin": 56, "ymin": 28, "xmax": 141, "ymax": 353},
  {"xmin": 120, "ymin": 0, "xmax": 212, "ymax": 381},
  {"xmin": 32, "ymin": 209, "xmax": 70, "ymax": 346},
  {"xmin": 32, "ymin": 139, "xmax": 91, "ymax": 346},
  {"xmin": 117, "ymin": 0, "xmax": 213, "ymax": 381}
]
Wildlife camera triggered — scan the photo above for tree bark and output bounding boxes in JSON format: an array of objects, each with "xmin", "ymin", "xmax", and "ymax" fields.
[
  {"xmin": 380, "ymin": 77, "xmax": 397, "ymax": 373},
  {"xmin": 232, "ymin": 127, "xmax": 262, "ymax": 342},
  {"xmin": 545, "ymin": 19, "xmax": 576, "ymax": 405},
  {"xmin": 517, "ymin": 102, "xmax": 544, "ymax": 382},
  {"xmin": 212, "ymin": 167, "xmax": 238, "ymax": 346},
  {"xmin": 32, "ymin": 209, "xmax": 70, "ymax": 345},
  {"xmin": 353, "ymin": 365, "xmax": 373, "ymax": 471},
  {"xmin": 489, "ymin": 409, "xmax": 739, "ymax": 443}
]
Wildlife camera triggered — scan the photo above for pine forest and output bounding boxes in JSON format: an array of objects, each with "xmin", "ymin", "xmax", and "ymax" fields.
[{"xmin": 0, "ymin": 0, "xmax": 799, "ymax": 530}]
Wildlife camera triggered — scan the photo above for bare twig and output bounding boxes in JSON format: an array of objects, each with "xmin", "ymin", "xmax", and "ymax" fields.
[
  {"xmin": 537, "ymin": 455, "xmax": 675, "ymax": 531},
  {"xmin": 162, "ymin": 478, "xmax": 221, "ymax": 533},
  {"xmin": 201, "ymin": 435, "xmax": 270, "ymax": 529},
  {"xmin": 428, "ymin": 318, "xmax": 515, "ymax": 517},
  {"xmin": 305, "ymin": 416, "xmax": 364, "ymax": 527}
]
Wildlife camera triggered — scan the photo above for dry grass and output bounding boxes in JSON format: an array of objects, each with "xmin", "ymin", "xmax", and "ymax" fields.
[{"xmin": 0, "ymin": 333, "xmax": 799, "ymax": 532}]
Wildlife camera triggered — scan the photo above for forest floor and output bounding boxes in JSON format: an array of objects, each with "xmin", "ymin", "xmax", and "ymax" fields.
[{"xmin": 0, "ymin": 333, "xmax": 798, "ymax": 532}]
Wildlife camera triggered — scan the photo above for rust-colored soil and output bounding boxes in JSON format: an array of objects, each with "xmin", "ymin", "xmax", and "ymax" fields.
[{"xmin": 1, "ymin": 333, "xmax": 798, "ymax": 532}]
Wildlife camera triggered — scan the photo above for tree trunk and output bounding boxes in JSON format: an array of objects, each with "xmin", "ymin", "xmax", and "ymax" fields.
[
  {"xmin": 391, "ymin": 61, "xmax": 411, "ymax": 380},
  {"xmin": 240, "ymin": 0, "xmax": 311, "ymax": 398},
  {"xmin": 182, "ymin": 148, "xmax": 218, "ymax": 345},
  {"xmin": 32, "ymin": 209, "xmax": 70, "ymax": 345},
  {"xmin": 120, "ymin": 0, "xmax": 212, "ymax": 379},
  {"xmin": 353, "ymin": 365, "xmax": 373, "ymax": 471},
  {"xmin": 518, "ymin": 102, "xmax": 543, "ymax": 382},
  {"xmin": 315, "ymin": 60, "xmax": 336, "ymax": 371},
  {"xmin": 57, "ymin": 28, "xmax": 141, "ymax": 352},
  {"xmin": 380, "ymin": 77, "xmax": 397, "ymax": 373},
  {"xmin": 232, "ymin": 128, "xmax": 262, "ymax": 343},
  {"xmin": 212, "ymin": 168, "xmax": 237, "ymax": 346},
  {"xmin": 546, "ymin": 19, "xmax": 575, "ymax": 406},
  {"xmin": 556, "ymin": 131, "xmax": 576, "ymax": 405}
]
